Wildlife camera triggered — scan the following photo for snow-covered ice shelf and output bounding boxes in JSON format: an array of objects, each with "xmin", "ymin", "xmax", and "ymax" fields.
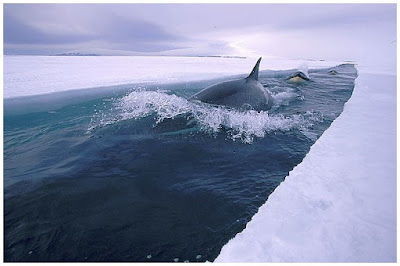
[
  {"xmin": 216, "ymin": 67, "xmax": 396, "ymax": 262},
  {"xmin": 4, "ymin": 55, "xmax": 339, "ymax": 99}
]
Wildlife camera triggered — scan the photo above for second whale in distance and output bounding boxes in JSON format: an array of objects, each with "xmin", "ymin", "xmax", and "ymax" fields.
[{"xmin": 189, "ymin": 57, "xmax": 273, "ymax": 111}]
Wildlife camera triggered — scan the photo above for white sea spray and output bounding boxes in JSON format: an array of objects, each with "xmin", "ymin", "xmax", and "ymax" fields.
[{"xmin": 89, "ymin": 89, "xmax": 322, "ymax": 144}]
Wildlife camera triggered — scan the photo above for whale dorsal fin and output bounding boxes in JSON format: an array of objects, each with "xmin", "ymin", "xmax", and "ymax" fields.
[{"xmin": 246, "ymin": 57, "xmax": 262, "ymax": 81}]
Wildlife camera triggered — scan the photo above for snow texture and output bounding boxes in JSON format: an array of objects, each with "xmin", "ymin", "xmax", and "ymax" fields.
[
  {"xmin": 216, "ymin": 67, "xmax": 396, "ymax": 262},
  {"xmin": 4, "ymin": 55, "xmax": 339, "ymax": 99}
]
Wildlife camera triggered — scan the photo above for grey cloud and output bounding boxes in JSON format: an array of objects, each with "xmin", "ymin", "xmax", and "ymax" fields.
[
  {"xmin": 93, "ymin": 13, "xmax": 186, "ymax": 52},
  {"xmin": 4, "ymin": 4, "xmax": 186, "ymax": 53},
  {"xmin": 4, "ymin": 12, "xmax": 93, "ymax": 44},
  {"xmin": 270, "ymin": 4, "xmax": 396, "ymax": 31},
  {"xmin": 3, "ymin": 3, "xmax": 396, "ymax": 57},
  {"xmin": 100, "ymin": 14, "xmax": 181, "ymax": 42}
]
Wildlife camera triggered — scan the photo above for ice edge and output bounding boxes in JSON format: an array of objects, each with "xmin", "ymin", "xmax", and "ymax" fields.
[{"xmin": 215, "ymin": 64, "xmax": 396, "ymax": 262}]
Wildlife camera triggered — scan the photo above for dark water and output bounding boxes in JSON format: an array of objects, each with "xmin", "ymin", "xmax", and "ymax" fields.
[{"xmin": 4, "ymin": 64, "xmax": 357, "ymax": 262}]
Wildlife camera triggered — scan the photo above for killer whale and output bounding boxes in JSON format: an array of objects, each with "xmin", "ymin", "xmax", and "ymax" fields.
[
  {"xmin": 189, "ymin": 57, "xmax": 273, "ymax": 111},
  {"xmin": 328, "ymin": 69, "xmax": 338, "ymax": 75},
  {"xmin": 287, "ymin": 71, "xmax": 310, "ymax": 83},
  {"xmin": 286, "ymin": 63, "xmax": 310, "ymax": 83}
]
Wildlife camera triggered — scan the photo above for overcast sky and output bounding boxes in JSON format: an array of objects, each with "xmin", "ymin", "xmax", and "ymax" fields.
[{"xmin": 4, "ymin": 4, "xmax": 396, "ymax": 65}]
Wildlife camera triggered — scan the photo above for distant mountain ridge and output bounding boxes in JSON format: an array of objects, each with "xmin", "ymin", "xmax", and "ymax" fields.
[
  {"xmin": 53, "ymin": 51, "xmax": 245, "ymax": 58},
  {"xmin": 55, "ymin": 52, "xmax": 99, "ymax": 56}
]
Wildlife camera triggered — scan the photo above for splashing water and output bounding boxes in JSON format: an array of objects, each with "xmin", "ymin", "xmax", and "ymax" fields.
[
  {"xmin": 297, "ymin": 62, "xmax": 310, "ymax": 79},
  {"xmin": 89, "ymin": 89, "xmax": 323, "ymax": 144}
]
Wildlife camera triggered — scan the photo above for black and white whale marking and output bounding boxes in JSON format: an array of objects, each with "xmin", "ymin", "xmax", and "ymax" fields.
[
  {"xmin": 286, "ymin": 71, "xmax": 310, "ymax": 83},
  {"xmin": 189, "ymin": 57, "xmax": 273, "ymax": 111}
]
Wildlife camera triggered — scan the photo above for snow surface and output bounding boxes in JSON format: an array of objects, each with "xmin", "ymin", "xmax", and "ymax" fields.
[
  {"xmin": 215, "ymin": 67, "xmax": 397, "ymax": 262},
  {"xmin": 4, "ymin": 55, "xmax": 339, "ymax": 99}
]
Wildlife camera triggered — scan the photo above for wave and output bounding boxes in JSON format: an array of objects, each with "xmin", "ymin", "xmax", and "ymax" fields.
[{"xmin": 88, "ymin": 89, "xmax": 323, "ymax": 144}]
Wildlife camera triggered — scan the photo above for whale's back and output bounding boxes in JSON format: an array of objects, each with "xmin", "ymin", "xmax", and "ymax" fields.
[
  {"xmin": 189, "ymin": 57, "xmax": 273, "ymax": 111},
  {"xmin": 190, "ymin": 78, "xmax": 272, "ymax": 111}
]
